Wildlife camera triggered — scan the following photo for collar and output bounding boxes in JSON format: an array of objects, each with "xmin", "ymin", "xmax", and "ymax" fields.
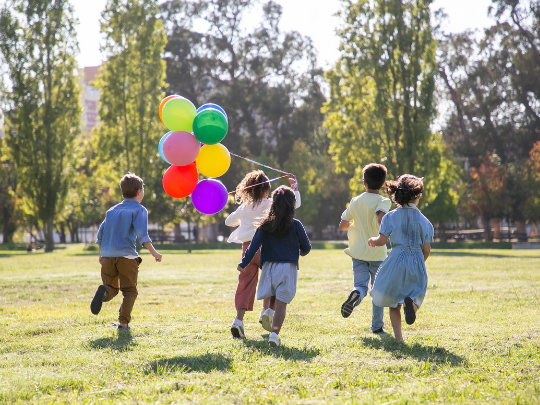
[
  {"xmin": 123, "ymin": 199, "xmax": 141, "ymax": 204},
  {"xmin": 402, "ymin": 203, "xmax": 418, "ymax": 210}
]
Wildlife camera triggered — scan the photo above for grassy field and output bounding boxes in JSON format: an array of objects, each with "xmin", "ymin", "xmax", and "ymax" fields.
[{"xmin": 0, "ymin": 246, "xmax": 539, "ymax": 404}]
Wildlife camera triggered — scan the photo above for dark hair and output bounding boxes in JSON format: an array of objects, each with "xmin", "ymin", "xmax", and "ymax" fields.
[
  {"xmin": 120, "ymin": 173, "xmax": 144, "ymax": 198},
  {"xmin": 386, "ymin": 174, "xmax": 424, "ymax": 206},
  {"xmin": 363, "ymin": 163, "xmax": 387, "ymax": 190},
  {"xmin": 258, "ymin": 186, "xmax": 296, "ymax": 237},
  {"xmin": 235, "ymin": 170, "xmax": 271, "ymax": 207}
]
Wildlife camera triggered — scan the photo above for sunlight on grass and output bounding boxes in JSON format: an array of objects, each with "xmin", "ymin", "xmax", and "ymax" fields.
[{"xmin": 0, "ymin": 246, "xmax": 539, "ymax": 403}]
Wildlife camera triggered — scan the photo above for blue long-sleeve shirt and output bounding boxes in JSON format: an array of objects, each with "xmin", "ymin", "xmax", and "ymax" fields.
[
  {"xmin": 96, "ymin": 199, "xmax": 152, "ymax": 257},
  {"xmin": 239, "ymin": 219, "xmax": 311, "ymax": 269}
]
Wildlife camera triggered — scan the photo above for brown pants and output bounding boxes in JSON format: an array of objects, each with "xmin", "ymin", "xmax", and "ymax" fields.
[
  {"xmin": 100, "ymin": 257, "xmax": 141, "ymax": 324},
  {"xmin": 235, "ymin": 241, "xmax": 261, "ymax": 311}
]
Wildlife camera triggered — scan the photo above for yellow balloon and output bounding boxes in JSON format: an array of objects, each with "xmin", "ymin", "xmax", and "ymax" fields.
[{"xmin": 196, "ymin": 143, "xmax": 231, "ymax": 178}]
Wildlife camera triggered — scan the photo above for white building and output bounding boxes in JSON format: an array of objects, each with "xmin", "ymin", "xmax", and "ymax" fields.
[{"xmin": 80, "ymin": 66, "xmax": 101, "ymax": 131}]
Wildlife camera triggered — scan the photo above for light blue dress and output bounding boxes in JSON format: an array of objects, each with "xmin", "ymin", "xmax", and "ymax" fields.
[{"xmin": 370, "ymin": 204, "xmax": 434, "ymax": 308}]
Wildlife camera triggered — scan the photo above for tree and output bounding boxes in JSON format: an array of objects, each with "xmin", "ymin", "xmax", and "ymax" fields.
[
  {"xmin": 324, "ymin": 0, "xmax": 452, "ymax": 209},
  {"xmin": 161, "ymin": 0, "xmax": 325, "ymax": 185},
  {"xmin": 524, "ymin": 140, "xmax": 540, "ymax": 236},
  {"xmin": 94, "ymin": 0, "xmax": 167, "ymax": 204},
  {"xmin": 0, "ymin": 143, "xmax": 21, "ymax": 244},
  {"xmin": 0, "ymin": 0, "xmax": 81, "ymax": 251},
  {"xmin": 465, "ymin": 153, "xmax": 510, "ymax": 241}
]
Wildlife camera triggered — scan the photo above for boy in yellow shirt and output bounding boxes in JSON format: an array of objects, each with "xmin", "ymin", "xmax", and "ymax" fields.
[{"xmin": 339, "ymin": 164, "xmax": 391, "ymax": 334}]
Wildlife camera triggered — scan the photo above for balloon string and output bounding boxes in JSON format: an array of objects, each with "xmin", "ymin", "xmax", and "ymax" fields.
[
  {"xmin": 230, "ymin": 152, "xmax": 291, "ymax": 175},
  {"xmin": 228, "ymin": 175, "xmax": 289, "ymax": 195}
]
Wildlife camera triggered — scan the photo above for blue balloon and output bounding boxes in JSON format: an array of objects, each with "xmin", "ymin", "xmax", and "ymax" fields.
[
  {"xmin": 196, "ymin": 103, "xmax": 228, "ymax": 122},
  {"xmin": 158, "ymin": 131, "xmax": 172, "ymax": 164}
]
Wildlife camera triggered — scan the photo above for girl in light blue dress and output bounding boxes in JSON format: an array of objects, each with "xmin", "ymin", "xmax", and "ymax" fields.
[{"xmin": 368, "ymin": 175, "xmax": 433, "ymax": 343}]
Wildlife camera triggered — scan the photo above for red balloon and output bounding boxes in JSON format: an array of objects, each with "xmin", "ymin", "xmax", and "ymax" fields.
[{"xmin": 162, "ymin": 163, "xmax": 198, "ymax": 198}]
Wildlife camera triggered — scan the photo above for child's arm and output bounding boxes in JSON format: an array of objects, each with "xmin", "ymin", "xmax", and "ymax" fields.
[
  {"xmin": 288, "ymin": 175, "xmax": 302, "ymax": 208},
  {"xmin": 422, "ymin": 243, "xmax": 431, "ymax": 262},
  {"xmin": 96, "ymin": 219, "xmax": 105, "ymax": 264},
  {"xmin": 339, "ymin": 220, "xmax": 351, "ymax": 231},
  {"xmin": 368, "ymin": 234, "xmax": 388, "ymax": 247},
  {"xmin": 377, "ymin": 211, "xmax": 386, "ymax": 226},
  {"xmin": 98, "ymin": 245, "xmax": 102, "ymax": 264},
  {"xmin": 237, "ymin": 230, "xmax": 263, "ymax": 272},
  {"xmin": 297, "ymin": 222, "xmax": 311, "ymax": 256},
  {"xmin": 143, "ymin": 242, "xmax": 162, "ymax": 262},
  {"xmin": 225, "ymin": 205, "xmax": 243, "ymax": 227}
]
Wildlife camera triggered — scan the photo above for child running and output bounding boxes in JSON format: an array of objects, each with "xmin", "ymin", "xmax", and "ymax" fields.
[
  {"xmin": 339, "ymin": 164, "xmax": 391, "ymax": 334},
  {"xmin": 368, "ymin": 175, "xmax": 433, "ymax": 343},
  {"xmin": 238, "ymin": 186, "xmax": 311, "ymax": 347},
  {"xmin": 90, "ymin": 173, "xmax": 162, "ymax": 331},
  {"xmin": 225, "ymin": 170, "xmax": 301, "ymax": 339}
]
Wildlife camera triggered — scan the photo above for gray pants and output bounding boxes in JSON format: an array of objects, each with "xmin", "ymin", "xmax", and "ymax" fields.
[{"xmin": 352, "ymin": 258, "xmax": 384, "ymax": 331}]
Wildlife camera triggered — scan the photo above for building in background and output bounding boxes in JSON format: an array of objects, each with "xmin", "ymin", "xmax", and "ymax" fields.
[{"xmin": 80, "ymin": 66, "xmax": 100, "ymax": 132}]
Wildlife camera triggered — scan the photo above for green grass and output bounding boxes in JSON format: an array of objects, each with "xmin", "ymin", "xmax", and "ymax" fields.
[{"xmin": 0, "ymin": 245, "xmax": 539, "ymax": 404}]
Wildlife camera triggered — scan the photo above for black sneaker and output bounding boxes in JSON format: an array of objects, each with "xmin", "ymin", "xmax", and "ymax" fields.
[
  {"xmin": 117, "ymin": 324, "xmax": 131, "ymax": 332},
  {"xmin": 90, "ymin": 285, "xmax": 107, "ymax": 315},
  {"xmin": 404, "ymin": 297, "xmax": 416, "ymax": 325},
  {"xmin": 372, "ymin": 327, "xmax": 387, "ymax": 334},
  {"xmin": 341, "ymin": 290, "xmax": 361, "ymax": 318}
]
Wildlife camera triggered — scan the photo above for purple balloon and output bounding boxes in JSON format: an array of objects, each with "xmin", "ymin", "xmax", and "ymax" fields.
[{"xmin": 191, "ymin": 179, "xmax": 228, "ymax": 215}]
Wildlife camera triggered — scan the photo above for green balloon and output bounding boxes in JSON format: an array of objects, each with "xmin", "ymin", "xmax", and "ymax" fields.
[
  {"xmin": 162, "ymin": 97, "xmax": 197, "ymax": 132},
  {"xmin": 193, "ymin": 108, "xmax": 228, "ymax": 145}
]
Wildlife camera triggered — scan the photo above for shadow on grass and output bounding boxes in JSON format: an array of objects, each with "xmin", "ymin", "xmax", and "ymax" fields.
[
  {"xmin": 242, "ymin": 337, "xmax": 320, "ymax": 362},
  {"xmin": 430, "ymin": 251, "xmax": 537, "ymax": 259},
  {"xmin": 361, "ymin": 336, "xmax": 466, "ymax": 366},
  {"xmin": 88, "ymin": 331, "xmax": 136, "ymax": 352},
  {"xmin": 145, "ymin": 354, "xmax": 233, "ymax": 375}
]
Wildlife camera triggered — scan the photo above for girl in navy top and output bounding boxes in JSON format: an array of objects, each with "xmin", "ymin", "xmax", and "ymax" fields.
[{"xmin": 238, "ymin": 186, "xmax": 311, "ymax": 347}]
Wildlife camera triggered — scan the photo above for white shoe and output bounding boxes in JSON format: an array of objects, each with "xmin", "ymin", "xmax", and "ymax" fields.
[
  {"xmin": 268, "ymin": 332, "xmax": 281, "ymax": 347},
  {"xmin": 230, "ymin": 318, "xmax": 245, "ymax": 339},
  {"xmin": 259, "ymin": 309, "xmax": 265, "ymax": 325},
  {"xmin": 261, "ymin": 308, "xmax": 275, "ymax": 332}
]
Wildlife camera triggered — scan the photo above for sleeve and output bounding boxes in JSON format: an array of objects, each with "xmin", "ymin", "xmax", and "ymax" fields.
[
  {"xmin": 133, "ymin": 208, "xmax": 152, "ymax": 244},
  {"xmin": 239, "ymin": 229, "xmax": 263, "ymax": 268},
  {"xmin": 375, "ymin": 197, "xmax": 392, "ymax": 215},
  {"xmin": 294, "ymin": 191, "xmax": 301, "ymax": 209},
  {"xmin": 422, "ymin": 219, "xmax": 435, "ymax": 244},
  {"xmin": 95, "ymin": 219, "xmax": 106, "ymax": 245},
  {"xmin": 296, "ymin": 221, "xmax": 311, "ymax": 256},
  {"xmin": 341, "ymin": 199, "xmax": 354, "ymax": 221},
  {"xmin": 225, "ymin": 205, "xmax": 243, "ymax": 227},
  {"xmin": 379, "ymin": 213, "xmax": 393, "ymax": 238}
]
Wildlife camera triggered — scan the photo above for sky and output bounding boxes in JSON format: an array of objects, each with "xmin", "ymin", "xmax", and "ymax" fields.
[{"xmin": 73, "ymin": 0, "xmax": 495, "ymax": 69}]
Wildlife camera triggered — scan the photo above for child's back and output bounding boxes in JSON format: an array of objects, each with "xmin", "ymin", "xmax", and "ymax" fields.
[{"xmin": 343, "ymin": 192, "xmax": 391, "ymax": 261}]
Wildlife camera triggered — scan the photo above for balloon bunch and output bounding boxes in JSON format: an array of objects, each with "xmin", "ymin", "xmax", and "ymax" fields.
[{"xmin": 158, "ymin": 95, "xmax": 231, "ymax": 215}]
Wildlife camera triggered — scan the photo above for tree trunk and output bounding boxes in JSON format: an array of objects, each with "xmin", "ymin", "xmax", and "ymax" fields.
[
  {"xmin": 59, "ymin": 222, "xmax": 66, "ymax": 243},
  {"xmin": 438, "ymin": 221, "xmax": 447, "ymax": 242},
  {"xmin": 44, "ymin": 217, "xmax": 55, "ymax": 252},
  {"xmin": 515, "ymin": 221, "xmax": 527, "ymax": 242},
  {"xmin": 482, "ymin": 214, "xmax": 492, "ymax": 242},
  {"xmin": 492, "ymin": 218, "xmax": 501, "ymax": 240},
  {"xmin": 174, "ymin": 223, "xmax": 182, "ymax": 243},
  {"xmin": 187, "ymin": 222, "xmax": 192, "ymax": 253},
  {"xmin": 2, "ymin": 205, "xmax": 15, "ymax": 244}
]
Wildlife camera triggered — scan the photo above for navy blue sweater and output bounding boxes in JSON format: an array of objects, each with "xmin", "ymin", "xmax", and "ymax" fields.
[{"xmin": 239, "ymin": 219, "xmax": 311, "ymax": 269}]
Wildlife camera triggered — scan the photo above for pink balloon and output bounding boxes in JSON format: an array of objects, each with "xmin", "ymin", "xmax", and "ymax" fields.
[{"xmin": 162, "ymin": 131, "xmax": 200, "ymax": 166}]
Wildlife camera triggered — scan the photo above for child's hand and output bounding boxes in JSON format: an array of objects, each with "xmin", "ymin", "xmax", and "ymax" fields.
[
  {"xmin": 368, "ymin": 238, "xmax": 376, "ymax": 247},
  {"xmin": 287, "ymin": 174, "xmax": 298, "ymax": 190},
  {"xmin": 237, "ymin": 265, "xmax": 244, "ymax": 273},
  {"xmin": 153, "ymin": 251, "xmax": 162, "ymax": 262},
  {"xmin": 98, "ymin": 256, "xmax": 102, "ymax": 265}
]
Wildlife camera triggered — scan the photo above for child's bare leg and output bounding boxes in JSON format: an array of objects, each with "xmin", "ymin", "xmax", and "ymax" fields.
[
  {"xmin": 271, "ymin": 299, "xmax": 287, "ymax": 334},
  {"xmin": 268, "ymin": 296, "xmax": 276, "ymax": 310},
  {"xmin": 236, "ymin": 309, "xmax": 246, "ymax": 321},
  {"xmin": 389, "ymin": 305, "xmax": 403, "ymax": 343},
  {"xmin": 262, "ymin": 297, "xmax": 271, "ymax": 311}
]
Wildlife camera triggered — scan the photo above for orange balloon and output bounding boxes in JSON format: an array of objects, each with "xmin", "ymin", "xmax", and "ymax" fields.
[{"xmin": 159, "ymin": 95, "xmax": 181, "ymax": 125}]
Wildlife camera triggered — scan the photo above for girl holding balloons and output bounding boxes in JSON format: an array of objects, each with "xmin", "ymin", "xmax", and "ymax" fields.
[{"xmin": 226, "ymin": 170, "xmax": 301, "ymax": 339}]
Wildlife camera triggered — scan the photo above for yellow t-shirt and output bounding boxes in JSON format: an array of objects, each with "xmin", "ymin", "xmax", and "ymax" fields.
[{"xmin": 341, "ymin": 192, "xmax": 392, "ymax": 261}]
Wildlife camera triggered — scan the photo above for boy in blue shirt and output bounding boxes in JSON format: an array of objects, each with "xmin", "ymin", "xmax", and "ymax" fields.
[{"xmin": 90, "ymin": 173, "xmax": 162, "ymax": 331}]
